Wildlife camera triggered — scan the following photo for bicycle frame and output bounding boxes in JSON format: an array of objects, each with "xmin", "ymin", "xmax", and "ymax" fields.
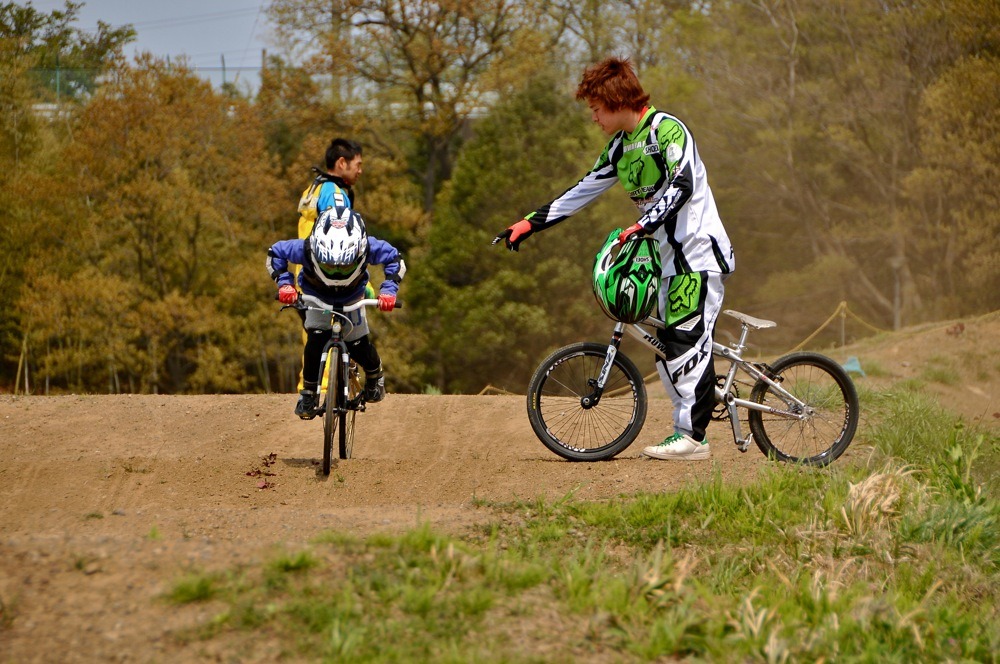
[
  {"xmin": 317, "ymin": 325, "xmax": 355, "ymax": 415},
  {"xmin": 591, "ymin": 313, "xmax": 814, "ymax": 451},
  {"xmin": 281, "ymin": 294, "xmax": 400, "ymax": 469}
]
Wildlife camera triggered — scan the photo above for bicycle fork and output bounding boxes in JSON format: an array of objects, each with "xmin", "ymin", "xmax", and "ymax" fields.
[
  {"xmin": 584, "ymin": 324, "xmax": 626, "ymax": 409},
  {"xmin": 318, "ymin": 339, "xmax": 351, "ymax": 416}
]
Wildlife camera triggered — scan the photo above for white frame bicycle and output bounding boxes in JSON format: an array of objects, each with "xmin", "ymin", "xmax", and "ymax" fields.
[{"xmin": 526, "ymin": 309, "xmax": 859, "ymax": 465}]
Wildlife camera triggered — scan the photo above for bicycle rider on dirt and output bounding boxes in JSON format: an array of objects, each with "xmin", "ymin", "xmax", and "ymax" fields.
[
  {"xmin": 267, "ymin": 205, "xmax": 405, "ymax": 418},
  {"xmin": 495, "ymin": 57, "xmax": 735, "ymax": 461}
]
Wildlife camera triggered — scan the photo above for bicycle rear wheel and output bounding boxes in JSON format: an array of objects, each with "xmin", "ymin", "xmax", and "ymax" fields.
[
  {"xmin": 748, "ymin": 351, "xmax": 859, "ymax": 466},
  {"xmin": 339, "ymin": 361, "xmax": 361, "ymax": 459},
  {"xmin": 527, "ymin": 342, "xmax": 647, "ymax": 461},
  {"xmin": 322, "ymin": 348, "xmax": 341, "ymax": 475}
]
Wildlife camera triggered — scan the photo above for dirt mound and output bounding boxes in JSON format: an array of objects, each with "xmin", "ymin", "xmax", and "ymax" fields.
[{"xmin": 836, "ymin": 311, "xmax": 1000, "ymax": 428}]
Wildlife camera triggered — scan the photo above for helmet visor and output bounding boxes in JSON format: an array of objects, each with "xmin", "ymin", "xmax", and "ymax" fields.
[{"xmin": 318, "ymin": 261, "xmax": 358, "ymax": 278}]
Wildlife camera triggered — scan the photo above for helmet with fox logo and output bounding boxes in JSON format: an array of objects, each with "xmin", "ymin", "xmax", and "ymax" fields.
[
  {"xmin": 308, "ymin": 205, "xmax": 368, "ymax": 287},
  {"xmin": 592, "ymin": 228, "xmax": 661, "ymax": 323}
]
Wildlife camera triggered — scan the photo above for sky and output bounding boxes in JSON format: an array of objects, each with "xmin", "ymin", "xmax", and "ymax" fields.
[{"xmin": 32, "ymin": 0, "xmax": 274, "ymax": 93}]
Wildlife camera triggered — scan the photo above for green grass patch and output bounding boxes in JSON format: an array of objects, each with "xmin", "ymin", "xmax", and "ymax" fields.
[
  {"xmin": 167, "ymin": 573, "xmax": 220, "ymax": 604},
  {"xmin": 0, "ymin": 595, "xmax": 16, "ymax": 631},
  {"xmin": 861, "ymin": 385, "xmax": 1000, "ymax": 493},
  {"xmin": 857, "ymin": 358, "xmax": 891, "ymax": 378},
  {"xmin": 920, "ymin": 365, "xmax": 960, "ymax": 385}
]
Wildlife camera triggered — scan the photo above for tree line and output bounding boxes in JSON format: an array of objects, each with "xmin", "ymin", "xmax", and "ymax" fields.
[{"xmin": 1, "ymin": 0, "xmax": 997, "ymax": 395}]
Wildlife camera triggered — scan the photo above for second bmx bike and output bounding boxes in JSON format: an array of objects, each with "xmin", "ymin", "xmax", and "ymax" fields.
[{"xmin": 284, "ymin": 295, "xmax": 398, "ymax": 475}]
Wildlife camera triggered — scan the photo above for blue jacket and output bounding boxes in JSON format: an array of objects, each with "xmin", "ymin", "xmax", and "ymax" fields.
[{"xmin": 267, "ymin": 236, "xmax": 403, "ymax": 304}]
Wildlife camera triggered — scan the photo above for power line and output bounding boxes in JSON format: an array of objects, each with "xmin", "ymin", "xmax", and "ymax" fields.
[
  {"xmin": 127, "ymin": 7, "xmax": 262, "ymax": 32},
  {"xmin": 36, "ymin": 2, "xmax": 274, "ymax": 89},
  {"xmin": 29, "ymin": 65, "xmax": 264, "ymax": 73},
  {"xmin": 237, "ymin": 2, "xmax": 268, "ymax": 69},
  {"xmin": 71, "ymin": 6, "xmax": 265, "ymax": 34}
]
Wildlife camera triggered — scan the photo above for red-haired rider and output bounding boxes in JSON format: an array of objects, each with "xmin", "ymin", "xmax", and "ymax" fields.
[{"xmin": 495, "ymin": 57, "xmax": 735, "ymax": 461}]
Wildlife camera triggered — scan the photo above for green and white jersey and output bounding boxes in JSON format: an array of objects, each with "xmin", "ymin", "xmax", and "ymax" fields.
[{"xmin": 525, "ymin": 107, "xmax": 734, "ymax": 277}]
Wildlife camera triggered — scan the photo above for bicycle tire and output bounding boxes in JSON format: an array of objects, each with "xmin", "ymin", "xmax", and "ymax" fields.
[
  {"xmin": 748, "ymin": 351, "xmax": 859, "ymax": 466},
  {"xmin": 322, "ymin": 348, "xmax": 340, "ymax": 475},
  {"xmin": 527, "ymin": 342, "xmax": 647, "ymax": 461},
  {"xmin": 338, "ymin": 361, "xmax": 360, "ymax": 460}
]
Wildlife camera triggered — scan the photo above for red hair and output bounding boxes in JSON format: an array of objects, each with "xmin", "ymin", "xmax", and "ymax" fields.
[{"xmin": 575, "ymin": 57, "xmax": 650, "ymax": 112}]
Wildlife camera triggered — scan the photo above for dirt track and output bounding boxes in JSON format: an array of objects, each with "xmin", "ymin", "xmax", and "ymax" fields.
[
  {"xmin": 1, "ymin": 392, "xmax": 781, "ymax": 662},
  {"xmin": 3, "ymin": 315, "xmax": 997, "ymax": 662}
]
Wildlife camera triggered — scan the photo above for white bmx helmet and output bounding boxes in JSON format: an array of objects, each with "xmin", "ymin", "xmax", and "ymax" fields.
[{"xmin": 308, "ymin": 205, "xmax": 369, "ymax": 287}]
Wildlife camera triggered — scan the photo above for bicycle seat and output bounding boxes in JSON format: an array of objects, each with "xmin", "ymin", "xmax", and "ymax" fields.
[{"xmin": 723, "ymin": 310, "xmax": 777, "ymax": 330}]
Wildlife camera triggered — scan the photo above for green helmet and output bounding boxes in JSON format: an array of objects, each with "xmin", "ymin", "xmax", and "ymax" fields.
[{"xmin": 592, "ymin": 228, "xmax": 662, "ymax": 323}]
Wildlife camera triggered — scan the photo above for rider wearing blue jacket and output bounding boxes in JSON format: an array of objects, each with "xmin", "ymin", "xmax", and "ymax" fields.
[{"xmin": 267, "ymin": 205, "xmax": 405, "ymax": 417}]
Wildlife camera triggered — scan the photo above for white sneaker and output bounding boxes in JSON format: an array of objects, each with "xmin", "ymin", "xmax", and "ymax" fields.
[{"xmin": 642, "ymin": 433, "xmax": 711, "ymax": 460}]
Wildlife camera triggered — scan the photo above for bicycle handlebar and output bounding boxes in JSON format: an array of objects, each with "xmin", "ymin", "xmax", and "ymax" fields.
[{"xmin": 281, "ymin": 295, "xmax": 402, "ymax": 314}]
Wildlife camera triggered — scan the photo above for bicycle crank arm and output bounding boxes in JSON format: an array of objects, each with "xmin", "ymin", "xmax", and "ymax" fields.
[
  {"xmin": 717, "ymin": 389, "xmax": 750, "ymax": 452},
  {"xmin": 726, "ymin": 401, "xmax": 749, "ymax": 452}
]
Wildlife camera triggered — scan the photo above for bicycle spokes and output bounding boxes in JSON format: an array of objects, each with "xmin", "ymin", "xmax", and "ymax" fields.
[{"xmin": 527, "ymin": 343, "xmax": 647, "ymax": 461}]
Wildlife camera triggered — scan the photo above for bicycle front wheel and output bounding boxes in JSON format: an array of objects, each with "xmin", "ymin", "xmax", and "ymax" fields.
[
  {"xmin": 322, "ymin": 348, "xmax": 341, "ymax": 475},
  {"xmin": 339, "ymin": 361, "xmax": 361, "ymax": 460},
  {"xmin": 748, "ymin": 352, "xmax": 859, "ymax": 466},
  {"xmin": 527, "ymin": 342, "xmax": 647, "ymax": 461}
]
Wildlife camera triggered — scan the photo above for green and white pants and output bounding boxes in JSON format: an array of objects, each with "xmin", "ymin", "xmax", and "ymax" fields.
[{"xmin": 654, "ymin": 271, "xmax": 726, "ymax": 442}]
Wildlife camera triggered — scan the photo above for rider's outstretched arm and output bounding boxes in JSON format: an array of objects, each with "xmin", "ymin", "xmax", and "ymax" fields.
[{"xmin": 494, "ymin": 154, "xmax": 617, "ymax": 251}]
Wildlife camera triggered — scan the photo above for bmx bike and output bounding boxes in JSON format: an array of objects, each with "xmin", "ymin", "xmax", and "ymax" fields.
[
  {"xmin": 283, "ymin": 295, "xmax": 399, "ymax": 475},
  {"xmin": 527, "ymin": 309, "xmax": 859, "ymax": 465}
]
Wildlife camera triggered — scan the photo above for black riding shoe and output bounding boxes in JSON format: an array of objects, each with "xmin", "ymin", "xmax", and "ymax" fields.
[
  {"xmin": 364, "ymin": 373, "xmax": 386, "ymax": 403},
  {"xmin": 294, "ymin": 390, "xmax": 319, "ymax": 419}
]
